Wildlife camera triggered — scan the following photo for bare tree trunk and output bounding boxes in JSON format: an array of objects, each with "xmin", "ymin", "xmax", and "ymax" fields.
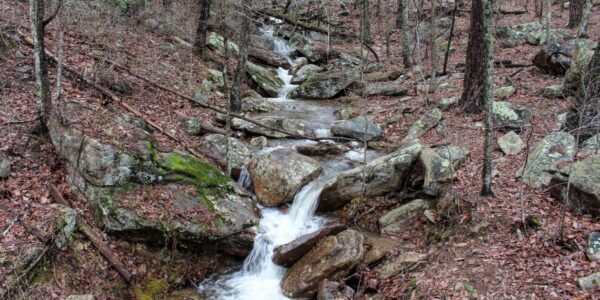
[
  {"xmin": 568, "ymin": 0, "xmax": 584, "ymax": 28},
  {"xmin": 395, "ymin": 0, "xmax": 402, "ymax": 28},
  {"xmin": 577, "ymin": 0, "xmax": 593, "ymax": 37},
  {"xmin": 361, "ymin": 0, "xmax": 371, "ymax": 44},
  {"xmin": 460, "ymin": 0, "xmax": 485, "ymax": 113},
  {"xmin": 400, "ymin": 0, "xmax": 413, "ymax": 67},
  {"xmin": 545, "ymin": 0, "xmax": 552, "ymax": 44},
  {"xmin": 230, "ymin": 1, "xmax": 251, "ymax": 114},
  {"xmin": 193, "ymin": 0, "xmax": 211, "ymax": 57},
  {"xmin": 429, "ymin": 0, "xmax": 438, "ymax": 92},
  {"xmin": 481, "ymin": 0, "xmax": 494, "ymax": 196},
  {"xmin": 29, "ymin": 0, "xmax": 52, "ymax": 133},
  {"xmin": 535, "ymin": 0, "xmax": 543, "ymax": 17}
]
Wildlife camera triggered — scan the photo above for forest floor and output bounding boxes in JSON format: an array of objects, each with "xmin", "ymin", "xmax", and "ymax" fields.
[{"xmin": 1, "ymin": 0, "xmax": 600, "ymax": 299}]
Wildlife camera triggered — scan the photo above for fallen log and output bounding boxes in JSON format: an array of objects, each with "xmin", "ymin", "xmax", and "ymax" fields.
[{"xmin": 49, "ymin": 184, "xmax": 133, "ymax": 283}]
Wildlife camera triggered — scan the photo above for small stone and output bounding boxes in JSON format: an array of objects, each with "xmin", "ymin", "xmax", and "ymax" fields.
[
  {"xmin": 250, "ymin": 136, "xmax": 268, "ymax": 149},
  {"xmin": 540, "ymin": 84, "xmax": 564, "ymax": 99},
  {"xmin": 494, "ymin": 86, "xmax": 516, "ymax": 100},
  {"xmin": 578, "ymin": 272, "xmax": 600, "ymax": 290},
  {"xmin": 497, "ymin": 131, "xmax": 525, "ymax": 155},
  {"xmin": 438, "ymin": 97, "xmax": 458, "ymax": 111},
  {"xmin": 15, "ymin": 65, "xmax": 33, "ymax": 73},
  {"xmin": 587, "ymin": 232, "xmax": 600, "ymax": 261},
  {"xmin": 0, "ymin": 156, "xmax": 10, "ymax": 178}
]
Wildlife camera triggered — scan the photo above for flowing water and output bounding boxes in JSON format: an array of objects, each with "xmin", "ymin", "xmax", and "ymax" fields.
[{"xmin": 200, "ymin": 24, "xmax": 378, "ymax": 300}]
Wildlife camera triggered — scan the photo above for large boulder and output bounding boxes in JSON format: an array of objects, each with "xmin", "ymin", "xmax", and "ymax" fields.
[
  {"xmin": 289, "ymin": 67, "xmax": 359, "ymax": 99},
  {"xmin": 291, "ymin": 64, "xmax": 323, "ymax": 84},
  {"xmin": 232, "ymin": 116, "xmax": 315, "ymax": 138},
  {"xmin": 564, "ymin": 39, "xmax": 598, "ymax": 93},
  {"xmin": 207, "ymin": 32, "xmax": 239, "ymax": 55},
  {"xmin": 0, "ymin": 155, "xmax": 10, "ymax": 178},
  {"xmin": 497, "ymin": 131, "xmax": 525, "ymax": 155},
  {"xmin": 246, "ymin": 62, "xmax": 284, "ymax": 97},
  {"xmin": 197, "ymin": 134, "xmax": 252, "ymax": 171},
  {"xmin": 272, "ymin": 224, "xmax": 347, "ymax": 267},
  {"xmin": 581, "ymin": 134, "xmax": 600, "ymax": 156},
  {"xmin": 401, "ymin": 108, "xmax": 443, "ymax": 144},
  {"xmin": 362, "ymin": 83, "xmax": 408, "ymax": 97},
  {"xmin": 331, "ymin": 116, "xmax": 382, "ymax": 141},
  {"xmin": 241, "ymin": 91, "xmax": 280, "ymax": 113},
  {"xmin": 288, "ymin": 32, "xmax": 330, "ymax": 63},
  {"xmin": 49, "ymin": 102, "xmax": 259, "ymax": 256},
  {"xmin": 248, "ymin": 46, "xmax": 290, "ymax": 68},
  {"xmin": 248, "ymin": 148, "xmax": 322, "ymax": 207},
  {"xmin": 518, "ymin": 132, "xmax": 576, "ymax": 188},
  {"xmin": 419, "ymin": 146, "xmax": 469, "ymax": 196},
  {"xmin": 550, "ymin": 154, "xmax": 600, "ymax": 217},
  {"xmin": 318, "ymin": 143, "xmax": 422, "ymax": 211},
  {"xmin": 532, "ymin": 38, "xmax": 589, "ymax": 75},
  {"xmin": 492, "ymin": 101, "xmax": 532, "ymax": 132},
  {"xmin": 296, "ymin": 141, "xmax": 350, "ymax": 156},
  {"xmin": 281, "ymin": 229, "xmax": 366, "ymax": 299},
  {"xmin": 379, "ymin": 199, "xmax": 431, "ymax": 234},
  {"xmin": 494, "ymin": 86, "xmax": 516, "ymax": 101},
  {"xmin": 317, "ymin": 280, "xmax": 355, "ymax": 300}
]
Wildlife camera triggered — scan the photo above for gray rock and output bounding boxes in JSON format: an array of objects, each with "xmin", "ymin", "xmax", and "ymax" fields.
[
  {"xmin": 15, "ymin": 65, "xmax": 33, "ymax": 73},
  {"xmin": 281, "ymin": 229, "xmax": 365, "ymax": 299},
  {"xmin": 250, "ymin": 136, "xmax": 268, "ymax": 149},
  {"xmin": 331, "ymin": 116, "xmax": 382, "ymax": 141},
  {"xmin": 273, "ymin": 224, "xmax": 346, "ymax": 267},
  {"xmin": 492, "ymin": 101, "xmax": 532, "ymax": 131},
  {"xmin": 402, "ymin": 108, "xmax": 443, "ymax": 143},
  {"xmin": 362, "ymin": 83, "xmax": 408, "ymax": 97},
  {"xmin": 550, "ymin": 154, "xmax": 600, "ymax": 217},
  {"xmin": 317, "ymin": 279, "xmax": 355, "ymax": 300},
  {"xmin": 289, "ymin": 32, "xmax": 330, "ymax": 63},
  {"xmin": 318, "ymin": 143, "xmax": 422, "ymax": 211},
  {"xmin": 207, "ymin": 69, "xmax": 225, "ymax": 88},
  {"xmin": 578, "ymin": 272, "xmax": 600, "ymax": 290},
  {"xmin": 365, "ymin": 63, "xmax": 384, "ymax": 73},
  {"xmin": 248, "ymin": 148, "xmax": 322, "ymax": 207},
  {"xmin": 232, "ymin": 116, "xmax": 315, "ymax": 138},
  {"xmin": 207, "ymin": 32, "xmax": 239, "ymax": 55},
  {"xmin": 291, "ymin": 57, "xmax": 308, "ymax": 75},
  {"xmin": 179, "ymin": 117, "xmax": 201, "ymax": 135},
  {"xmin": 581, "ymin": 134, "xmax": 600, "ymax": 155},
  {"xmin": 0, "ymin": 156, "xmax": 10, "ymax": 178},
  {"xmin": 375, "ymin": 252, "xmax": 427, "ymax": 279},
  {"xmin": 291, "ymin": 64, "xmax": 323, "ymax": 85},
  {"xmin": 497, "ymin": 131, "xmax": 525, "ymax": 155},
  {"xmin": 496, "ymin": 21, "xmax": 543, "ymax": 47},
  {"xmin": 379, "ymin": 199, "xmax": 431, "ymax": 234},
  {"xmin": 65, "ymin": 295, "xmax": 95, "ymax": 300},
  {"xmin": 246, "ymin": 62, "xmax": 284, "ymax": 97},
  {"xmin": 296, "ymin": 141, "xmax": 349, "ymax": 156},
  {"xmin": 518, "ymin": 132, "xmax": 576, "ymax": 188},
  {"xmin": 564, "ymin": 39, "xmax": 598, "ymax": 93},
  {"xmin": 438, "ymin": 97, "xmax": 458, "ymax": 111},
  {"xmin": 540, "ymin": 84, "xmax": 564, "ymax": 99},
  {"xmin": 420, "ymin": 146, "xmax": 469, "ymax": 196},
  {"xmin": 586, "ymin": 232, "xmax": 600, "ymax": 261},
  {"xmin": 289, "ymin": 67, "xmax": 359, "ymax": 99},
  {"xmin": 198, "ymin": 134, "xmax": 252, "ymax": 171},
  {"xmin": 242, "ymin": 93, "xmax": 280, "ymax": 113},
  {"xmin": 494, "ymin": 86, "xmax": 516, "ymax": 101}
]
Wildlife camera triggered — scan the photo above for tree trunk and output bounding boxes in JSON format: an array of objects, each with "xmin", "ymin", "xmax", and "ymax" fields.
[
  {"xmin": 545, "ymin": 0, "xmax": 552, "ymax": 44},
  {"xmin": 193, "ymin": 0, "xmax": 211, "ymax": 57},
  {"xmin": 535, "ymin": 0, "xmax": 543, "ymax": 17},
  {"xmin": 577, "ymin": 0, "xmax": 593, "ymax": 37},
  {"xmin": 29, "ymin": 0, "xmax": 52, "ymax": 133},
  {"xmin": 481, "ymin": 0, "xmax": 494, "ymax": 196},
  {"xmin": 395, "ymin": 0, "xmax": 401, "ymax": 28},
  {"xmin": 460, "ymin": 0, "xmax": 485, "ymax": 113},
  {"xmin": 400, "ymin": 0, "xmax": 413, "ymax": 67},
  {"xmin": 429, "ymin": 0, "xmax": 438, "ymax": 92},
  {"xmin": 567, "ymin": 42, "xmax": 600, "ymax": 141},
  {"xmin": 568, "ymin": 0, "xmax": 585, "ymax": 28},
  {"xmin": 362, "ymin": 0, "xmax": 371, "ymax": 44},
  {"xmin": 229, "ymin": 1, "xmax": 251, "ymax": 114}
]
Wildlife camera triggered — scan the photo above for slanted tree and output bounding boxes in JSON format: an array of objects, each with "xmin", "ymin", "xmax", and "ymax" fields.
[
  {"xmin": 568, "ymin": 0, "xmax": 585, "ymax": 28},
  {"xmin": 193, "ymin": 0, "xmax": 211, "ymax": 57},
  {"xmin": 229, "ymin": 1, "xmax": 251, "ymax": 114},
  {"xmin": 460, "ymin": 0, "xmax": 485, "ymax": 113}
]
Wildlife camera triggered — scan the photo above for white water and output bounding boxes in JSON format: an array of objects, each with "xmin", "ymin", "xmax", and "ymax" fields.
[{"xmin": 200, "ymin": 25, "xmax": 328, "ymax": 300}]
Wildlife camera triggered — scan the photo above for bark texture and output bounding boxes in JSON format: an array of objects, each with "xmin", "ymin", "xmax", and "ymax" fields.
[
  {"xmin": 229, "ymin": 1, "xmax": 251, "ymax": 114},
  {"xmin": 193, "ymin": 0, "xmax": 211, "ymax": 56},
  {"xmin": 460, "ymin": 0, "xmax": 485, "ymax": 113},
  {"xmin": 481, "ymin": 0, "xmax": 494, "ymax": 196},
  {"xmin": 29, "ymin": 0, "xmax": 52, "ymax": 132},
  {"xmin": 568, "ymin": 0, "xmax": 585, "ymax": 28}
]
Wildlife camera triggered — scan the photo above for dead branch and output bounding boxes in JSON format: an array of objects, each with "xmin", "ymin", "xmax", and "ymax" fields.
[{"xmin": 48, "ymin": 184, "xmax": 133, "ymax": 283}]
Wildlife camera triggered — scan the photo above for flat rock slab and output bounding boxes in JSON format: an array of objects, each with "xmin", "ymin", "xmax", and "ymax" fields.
[{"xmin": 272, "ymin": 224, "xmax": 347, "ymax": 267}]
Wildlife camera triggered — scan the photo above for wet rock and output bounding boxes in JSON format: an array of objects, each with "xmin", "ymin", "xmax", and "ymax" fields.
[
  {"xmin": 438, "ymin": 97, "xmax": 458, "ymax": 111},
  {"xmin": 362, "ymin": 83, "xmax": 408, "ymax": 97},
  {"xmin": 401, "ymin": 108, "xmax": 443, "ymax": 144},
  {"xmin": 564, "ymin": 39, "xmax": 597, "ymax": 93},
  {"xmin": 296, "ymin": 141, "xmax": 349, "ymax": 156},
  {"xmin": 586, "ymin": 232, "xmax": 600, "ymax": 261},
  {"xmin": 248, "ymin": 46, "xmax": 290, "ymax": 68},
  {"xmin": 540, "ymin": 84, "xmax": 564, "ymax": 99},
  {"xmin": 232, "ymin": 116, "xmax": 315, "ymax": 138},
  {"xmin": 291, "ymin": 57, "xmax": 308, "ymax": 75},
  {"xmin": 250, "ymin": 136, "xmax": 268, "ymax": 149},
  {"xmin": 289, "ymin": 67, "xmax": 359, "ymax": 99},
  {"xmin": 375, "ymin": 252, "xmax": 427, "ymax": 279},
  {"xmin": 198, "ymin": 134, "xmax": 252, "ymax": 171},
  {"xmin": 492, "ymin": 101, "xmax": 532, "ymax": 132},
  {"xmin": 331, "ymin": 116, "xmax": 382, "ymax": 141},
  {"xmin": 578, "ymin": 272, "xmax": 600, "ymax": 290},
  {"xmin": 497, "ymin": 131, "xmax": 525, "ymax": 155},
  {"xmin": 242, "ymin": 93, "xmax": 280, "ymax": 113},
  {"xmin": 246, "ymin": 62, "xmax": 284, "ymax": 97},
  {"xmin": 248, "ymin": 148, "xmax": 322, "ymax": 207},
  {"xmin": 318, "ymin": 143, "xmax": 422, "ymax": 211},
  {"xmin": 273, "ymin": 224, "xmax": 347, "ymax": 267},
  {"xmin": 289, "ymin": 32, "xmax": 330, "ymax": 63},
  {"xmin": 379, "ymin": 199, "xmax": 431, "ymax": 234},
  {"xmin": 0, "ymin": 155, "xmax": 10, "ymax": 178},
  {"xmin": 550, "ymin": 154, "xmax": 600, "ymax": 216},
  {"xmin": 179, "ymin": 117, "xmax": 202, "ymax": 136},
  {"xmin": 317, "ymin": 280, "xmax": 355, "ymax": 300},
  {"xmin": 291, "ymin": 64, "xmax": 323, "ymax": 84},
  {"xmin": 420, "ymin": 146, "xmax": 469, "ymax": 196},
  {"xmin": 494, "ymin": 86, "xmax": 516, "ymax": 101},
  {"xmin": 519, "ymin": 132, "xmax": 576, "ymax": 188},
  {"xmin": 281, "ymin": 229, "xmax": 365, "ymax": 299}
]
